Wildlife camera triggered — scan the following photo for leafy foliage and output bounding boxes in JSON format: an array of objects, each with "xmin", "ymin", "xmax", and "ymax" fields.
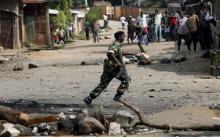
[
  {"xmin": 52, "ymin": 11, "xmax": 67, "ymax": 28},
  {"xmin": 50, "ymin": 0, "xmax": 73, "ymax": 28},
  {"xmin": 86, "ymin": 7, "xmax": 101, "ymax": 23}
]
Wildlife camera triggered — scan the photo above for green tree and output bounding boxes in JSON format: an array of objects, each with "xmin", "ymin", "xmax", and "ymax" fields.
[
  {"xmin": 52, "ymin": 11, "xmax": 67, "ymax": 28},
  {"xmin": 86, "ymin": 7, "xmax": 101, "ymax": 23},
  {"xmin": 50, "ymin": 0, "xmax": 73, "ymax": 28},
  {"xmin": 57, "ymin": 0, "xmax": 73, "ymax": 24}
]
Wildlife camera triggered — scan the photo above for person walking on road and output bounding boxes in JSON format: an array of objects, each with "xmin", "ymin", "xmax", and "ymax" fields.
[
  {"xmin": 92, "ymin": 21, "xmax": 100, "ymax": 43},
  {"xmin": 154, "ymin": 9, "xmax": 162, "ymax": 42},
  {"xmin": 120, "ymin": 16, "xmax": 126, "ymax": 30},
  {"xmin": 84, "ymin": 19, "xmax": 91, "ymax": 40},
  {"xmin": 83, "ymin": 31, "xmax": 129, "ymax": 105},
  {"xmin": 187, "ymin": 10, "xmax": 199, "ymax": 52},
  {"xmin": 176, "ymin": 11, "xmax": 190, "ymax": 51}
]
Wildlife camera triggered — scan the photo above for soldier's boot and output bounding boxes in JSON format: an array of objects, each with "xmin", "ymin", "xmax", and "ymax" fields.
[
  {"xmin": 113, "ymin": 92, "xmax": 123, "ymax": 101},
  {"xmin": 83, "ymin": 95, "xmax": 93, "ymax": 105}
]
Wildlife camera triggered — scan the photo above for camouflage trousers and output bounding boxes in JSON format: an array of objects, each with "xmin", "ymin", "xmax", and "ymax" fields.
[{"xmin": 90, "ymin": 63, "xmax": 129, "ymax": 98}]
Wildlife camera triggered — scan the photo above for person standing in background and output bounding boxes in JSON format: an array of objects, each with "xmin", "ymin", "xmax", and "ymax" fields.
[
  {"xmin": 84, "ymin": 19, "xmax": 91, "ymax": 40},
  {"xmin": 154, "ymin": 9, "xmax": 162, "ymax": 42},
  {"xmin": 120, "ymin": 16, "xmax": 126, "ymax": 30}
]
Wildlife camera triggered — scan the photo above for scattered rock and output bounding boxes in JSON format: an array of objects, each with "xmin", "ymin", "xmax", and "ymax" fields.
[
  {"xmin": 149, "ymin": 89, "xmax": 155, "ymax": 92},
  {"xmin": 38, "ymin": 123, "xmax": 50, "ymax": 132},
  {"xmin": 160, "ymin": 89, "xmax": 173, "ymax": 92},
  {"xmin": 149, "ymin": 95, "xmax": 154, "ymax": 98},
  {"xmin": 58, "ymin": 119, "xmax": 74, "ymax": 132},
  {"xmin": 32, "ymin": 127, "xmax": 38, "ymax": 134},
  {"xmin": 113, "ymin": 111, "xmax": 133, "ymax": 128},
  {"xmin": 81, "ymin": 60, "xmax": 102, "ymax": 65},
  {"xmin": 108, "ymin": 122, "xmax": 121, "ymax": 135},
  {"xmin": 0, "ymin": 123, "xmax": 21, "ymax": 137},
  {"xmin": 13, "ymin": 63, "xmax": 23, "ymax": 71},
  {"xmin": 0, "ymin": 57, "xmax": 10, "ymax": 64},
  {"xmin": 209, "ymin": 103, "xmax": 220, "ymax": 111},
  {"xmin": 104, "ymin": 36, "xmax": 111, "ymax": 39},
  {"xmin": 78, "ymin": 117, "xmax": 105, "ymax": 135},
  {"xmin": 200, "ymin": 76, "xmax": 211, "ymax": 79},
  {"xmin": 87, "ymin": 106, "xmax": 107, "ymax": 128},
  {"xmin": 160, "ymin": 58, "xmax": 171, "ymax": 64},
  {"xmin": 171, "ymin": 52, "xmax": 187, "ymax": 63},
  {"xmin": 28, "ymin": 63, "xmax": 38, "ymax": 69},
  {"xmin": 73, "ymin": 108, "xmax": 106, "ymax": 135},
  {"xmin": 14, "ymin": 124, "xmax": 33, "ymax": 136}
]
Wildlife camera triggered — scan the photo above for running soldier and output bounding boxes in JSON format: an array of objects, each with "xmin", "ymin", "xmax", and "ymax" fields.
[{"xmin": 83, "ymin": 31, "xmax": 129, "ymax": 105}]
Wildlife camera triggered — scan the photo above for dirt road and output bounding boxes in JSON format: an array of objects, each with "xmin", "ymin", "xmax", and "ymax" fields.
[{"xmin": 0, "ymin": 21, "xmax": 220, "ymax": 136}]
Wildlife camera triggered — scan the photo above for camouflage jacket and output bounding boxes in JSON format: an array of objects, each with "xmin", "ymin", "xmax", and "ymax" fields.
[{"xmin": 104, "ymin": 41, "xmax": 123, "ymax": 72}]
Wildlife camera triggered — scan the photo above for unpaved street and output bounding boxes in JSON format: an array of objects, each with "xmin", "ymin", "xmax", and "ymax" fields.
[{"xmin": 0, "ymin": 21, "xmax": 220, "ymax": 136}]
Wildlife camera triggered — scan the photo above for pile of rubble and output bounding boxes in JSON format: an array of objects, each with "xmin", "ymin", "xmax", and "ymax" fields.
[{"xmin": 0, "ymin": 104, "xmax": 154, "ymax": 136}]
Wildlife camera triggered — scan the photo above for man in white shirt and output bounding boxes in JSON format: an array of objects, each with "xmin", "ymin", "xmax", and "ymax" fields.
[
  {"xmin": 103, "ymin": 14, "xmax": 108, "ymax": 28},
  {"xmin": 176, "ymin": 11, "xmax": 190, "ymax": 51},
  {"xmin": 120, "ymin": 16, "xmax": 126, "ymax": 30},
  {"xmin": 154, "ymin": 9, "xmax": 162, "ymax": 42}
]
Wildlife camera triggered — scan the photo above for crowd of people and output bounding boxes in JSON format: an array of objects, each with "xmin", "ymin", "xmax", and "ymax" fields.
[
  {"xmin": 120, "ymin": 5, "xmax": 216, "ymax": 52},
  {"xmin": 52, "ymin": 4, "xmax": 216, "ymax": 53}
]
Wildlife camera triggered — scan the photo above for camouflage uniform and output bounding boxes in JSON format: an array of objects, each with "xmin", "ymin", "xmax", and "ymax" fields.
[{"xmin": 90, "ymin": 41, "xmax": 129, "ymax": 98}]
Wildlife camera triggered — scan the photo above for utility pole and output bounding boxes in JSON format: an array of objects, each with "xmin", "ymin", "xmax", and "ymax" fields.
[
  {"xmin": 84, "ymin": 0, "xmax": 88, "ymax": 7},
  {"xmin": 121, "ymin": 0, "xmax": 124, "ymax": 6}
]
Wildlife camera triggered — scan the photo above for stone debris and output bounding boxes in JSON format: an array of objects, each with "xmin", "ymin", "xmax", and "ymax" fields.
[
  {"xmin": 0, "ymin": 57, "xmax": 10, "ymax": 64},
  {"xmin": 108, "ymin": 122, "xmax": 121, "ymax": 135},
  {"xmin": 14, "ymin": 124, "xmax": 33, "ymax": 136},
  {"xmin": 13, "ymin": 63, "xmax": 23, "ymax": 71},
  {"xmin": 113, "ymin": 110, "xmax": 133, "ymax": 128},
  {"xmin": 0, "ymin": 103, "xmax": 161, "ymax": 136},
  {"xmin": 28, "ymin": 63, "xmax": 39, "ymax": 69},
  {"xmin": 0, "ymin": 122, "xmax": 21, "ymax": 137},
  {"xmin": 149, "ymin": 89, "xmax": 155, "ymax": 92},
  {"xmin": 81, "ymin": 60, "xmax": 103, "ymax": 65},
  {"xmin": 78, "ymin": 116, "xmax": 105, "ymax": 135},
  {"xmin": 209, "ymin": 103, "xmax": 220, "ymax": 111}
]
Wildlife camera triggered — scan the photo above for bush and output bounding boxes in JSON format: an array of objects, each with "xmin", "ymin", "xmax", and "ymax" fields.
[
  {"xmin": 52, "ymin": 11, "xmax": 67, "ymax": 29},
  {"xmin": 76, "ymin": 31, "xmax": 86, "ymax": 40},
  {"xmin": 86, "ymin": 7, "xmax": 101, "ymax": 23}
]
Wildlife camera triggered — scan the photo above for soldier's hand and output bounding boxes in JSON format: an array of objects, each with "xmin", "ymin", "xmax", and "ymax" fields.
[{"xmin": 116, "ymin": 63, "xmax": 122, "ymax": 68}]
